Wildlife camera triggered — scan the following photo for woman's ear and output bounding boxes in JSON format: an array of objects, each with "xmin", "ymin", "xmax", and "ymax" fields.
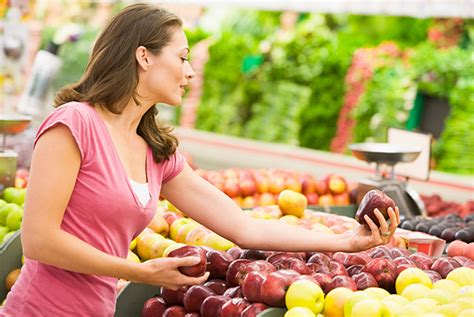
[{"xmin": 136, "ymin": 46, "xmax": 150, "ymax": 71}]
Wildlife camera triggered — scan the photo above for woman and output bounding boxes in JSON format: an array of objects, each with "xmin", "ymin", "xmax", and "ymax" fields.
[{"xmin": 1, "ymin": 3, "xmax": 399, "ymax": 316}]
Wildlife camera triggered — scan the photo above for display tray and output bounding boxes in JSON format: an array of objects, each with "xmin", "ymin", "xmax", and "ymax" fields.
[
  {"xmin": 115, "ymin": 282, "xmax": 160, "ymax": 317},
  {"xmin": 0, "ymin": 230, "xmax": 22, "ymax": 302}
]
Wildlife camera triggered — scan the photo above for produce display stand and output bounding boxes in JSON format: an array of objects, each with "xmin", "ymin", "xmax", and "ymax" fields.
[
  {"xmin": 114, "ymin": 282, "xmax": 160, "ymax": 317},
  {"xmin": 0, "ymin": 231, "xmax": 22, "ymax": 302}
]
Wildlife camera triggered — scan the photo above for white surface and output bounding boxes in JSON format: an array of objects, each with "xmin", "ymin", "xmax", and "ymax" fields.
[{"xmin": 156, "ymin": 0, "xmax": 474, "ymax": 18}]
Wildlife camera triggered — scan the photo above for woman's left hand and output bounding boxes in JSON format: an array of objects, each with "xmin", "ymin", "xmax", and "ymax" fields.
[{"xmin": 344, "ymin": 206, "xmax": 400, "ymax": 252}]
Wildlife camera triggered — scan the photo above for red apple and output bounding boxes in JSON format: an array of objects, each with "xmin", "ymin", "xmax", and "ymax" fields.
[
  {"xmin": 206, "ymin": 250, "xmax": 233, "ymax": 280},
  {"xmin": 255, "ymin": 176, "xmax": 270, "ymax": 194},
  {"xmin": 431, "ymin": 257, "xmax": 461, "ymax": 278},
  {"xmin": 163, "ymin": 306, "xmax": 187, "ymax": 317},
  {"xmin": 241, "ymin": 303, "xmax": 269, "ymax": 317},
  {"xmin": 327, "ymin": 260, "xmax": 349, "ymax": 277},
  {"xmin": 241, "ymin": 271, "xmax": 268, "ymax": 303},
  {"xmin": 258, "ymin": 193, "xmax": 276, "ymax": 206},
  {"xmin": 269, "ymin": 177, "xmax": 286, "ymax": 195},
  {"xmin": 355, "ymin": 189, "xmax": 395, "ymax": 227},
  {"xmin": 141, "ymin": 296, "xmax": 167, "ymax": 317},
  {"xmin": 223, "ymin": 286, "xmax": 243, "ymax": 298},
  {"xmin": 305, "ymin": 193, "xmax": 320, "ymax": 205},
  {"xmin": 226, "ymin": 259, "xmax": 251, "ymax": 286},
  {"xmin": 161, "ymin": 286, "xmax": 188, "ymax": 306},
  {"xmin": 223, "ymin": 180, "xmax": 241, "ymax": 198},
  {"xmin": 390, "ymin": 247, "xmax": 411, "ymax": 259},
  {"xmin": 234, "ymin": 260, "xmax": 276, "ymax": 286},
  {"xmin": 369, "ymin": 246, "xmax": 393, "ymax": 260},
  {"xmin": 347, "ymin": 265, "xmax": 364, "ymax": 277},
  {"xmin": 352, "ymin": 272, "xmax": 378, "ymax": 290},
  {"xmin": 203, "ymin": 279, "xmax": 228, "ymax": 295},
  {"xmin": 220, "ymin": 297, "xmax": 251, "ymax": 317},
  {"xmin": 260, "ymin": 270, "xmax": 299, "ymax": 307},
  {"xmin": 423, "ymin": 269, "xmax": 442, "ymax": 283},
  {"xmin": 311, "ymin": 273, "xmax": 332, "ymax": 292},
  {"xmin": 316, "ymin": 179, "xmax": 329, "ymax": 195},
  {"xmin": 285, "ymin": 177, "xmax": 302, "ymax": 193},
  {"xmin": 307, "ymin": 252, "xmax": 331, "ymax": 267},
  {"xmin": 271, "ymin": 258, "xmax": 311, "ymax": 275},
  {"xmin": 227, "ymin": 246, "xmax": 243, "ymax": 260},
  {"xmin": 409, "ymin": 253, "xmax": 434, "ymax": 270},
  {"xmin": 184, "ymin": 313, "xmax": 199, "ymax": 317},
  {"xmin": 239, "ymin": 249, "xmax": 269, "ymax": 261},
  {"xmin": 302, "ymin": 177, "xmax": 317, "ymax": 195},
  {"xmin": 362, "ymin": 258, "xmax": 397, "ymax": 292},
  {"xmin": 333, "ymin": 192, "xmax": 350, "ymax": 205},
  {"xmin": 333, "ymin": 252, "xmax": 371, "ymax": 267},
  {"xmin": 326, "ymin": 275, "xmax": 357, "ymax": 293},
  {"xmin": 200, "ymin": 295, "xmax": 230, "ymax": 317},
  {"xmin": 240, "ymin": 178, "xmax": 257, "ymax": 197},
  {"xmin": 453, "ymin": 256, "xmax": 470, "ymax": 266},
  {"xmin": 183, "ymin": 285, "xmax": 216, "ymax": 313},
  {"xmin": 393, "ymin": 256, "xmax": 417, "ymax": 276},
  {"xmin": 168, "ymin": 246, "xmax": 207, "ymax": 277},
  {"xmin": 318, "ymin": 194, "xmax": 335, "ymax": 206},
  {"xmin": 162, "ymin": 212, "xmax": 183, "ymax": 227}
]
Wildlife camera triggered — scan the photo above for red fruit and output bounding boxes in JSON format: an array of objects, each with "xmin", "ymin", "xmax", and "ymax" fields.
[
  {"xmin": 453, "ymin": 256, "xmax": 470, "ymax": 266},
  {"xmin": 347, "ymin": 265, "xmax": 364, "ymax": 277},
  {"xmin": 393, "ymin": 257, "xmax": 417, "ymax": 276},
  {"xmin": 239, "ymin": 249, "xmax": 269, "ymax": 261},
  {"xmin": 234, "ymin": 260, "xmax": 276, "ymax": 286},
  {"xmin": 390, "ymin": 247, "xmax": 412, "ymax": 259},
  {"xmin": 241, "ymin": 271, "xmax": 268, "ymax": 303},
  {"xmin": 272, "ymin": 258, "xmax": 311, "ymax": 275},
  {"xmin": 355, "ymin": 189, "xmax": 395, "ymax": 227},
  {"xmin": 447, "ymin": 240, "xmax": 467, "ymax": 257},
  {"xmin": 333, "ymin": 252, "xmax": 371, "ymax": 267},
  {"xmin": 227, "ymin": 246, "xmax": 243, "ymax": 260},
  {"xmin": 326, "ymin": 275, "xmax": 357, "ymax": 293},
  {"xmin": 226, "ymin": 259, "xmax": 251, "ymax": 286},
  {"xmin": 423, "ymin": 270, "xmax": 442, "ymax": 283},
  {"xmin": 220, "ymin": 297, "xmax": 251, "ymax": 317},
  {"xmin": 311, "ymin": 272, "xmax": 332, "ymax": 291},
  {"xmin": 163, "ymin": 306, "xmax": 186, "ymax": 317},
  {"xmin": 260, "ymin": 270, "xmax": 299, "ymax": 307},
  {"xmin": 306, "ymin": 193, "xmax": 320, "ymax": 205},
  {"xmin": 307, "ymin": 252, "xmax": 331, "ymax": 266},
  {"xmin": 183, "ymin": 285, "xmax": 216, "ymax": 313},
  {"xmin": 241, "ymin": 303, "xmax": 269, "ymax": 317},
  {"xmin": 141, "ymin": 297, "xmax": 167, "ymax": 317},
  {"xmin": 464, "ymin": 260, "xmax": 474, "ymax": 269},
  {"xmin": 203, "ymin": 279, "xmax": 228, "ymax": 295},
  {"xmin": 362, "ymin": 258, "xmax": 397, "ymax": 292},
  {"xmin": 161, "ymin": 286, "xmax": 188, "ymax": 306},
  {"xmin": 431, "ymin": 257, "xmax": 462, "ymax": 278},
  {"xmin": 409, "ymin": 253, "xmax": 434, "ymax": 270},
  {"xmin": 200, "ymin": 295, "xmax": 230, "ymax": 317},
  {"xmin": 206, "ymin": 250, "xmax": 233, "ymax": 280},
  {"xmin": 352, "ymin": 272, "xmax": 378, "ymax": 290},
  {"xmin": 168, "ymin": 246, "xmax": 207, "ymax": 277},
  {"xmin": 222, "ymin": 286, "xmax": 242, "ymax": 298},
  {"xmin": 327, "ymin": 260, "xmax": 349, "ymax": 277},
  {"xmin": 463, "ymin": 243, "xmax": 474, "ymax": 260},
  {"xmin": 369, "ymin": 246, "xmax": 393, "ymax": 260}
]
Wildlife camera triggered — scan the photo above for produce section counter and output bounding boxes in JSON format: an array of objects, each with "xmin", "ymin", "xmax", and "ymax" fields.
[{"xmin": 176, "ymin": 127, "xmax": 473, "ymax": 203}]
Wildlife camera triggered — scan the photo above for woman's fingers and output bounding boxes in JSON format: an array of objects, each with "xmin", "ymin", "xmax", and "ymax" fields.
[
  {"xmin": 388, "ymin": 207, "xmax": 398, "ymax": 234},
  {"xmin": 167, "ymin": 256, "xmax": 202, "ymax": 268},
  {"xmin": 374, "ymin": 209, "xmax": 389, "ymax": 233},
  {"xmin": 364, "ymin": 215, "xmax": 382, "ymax": 245}
]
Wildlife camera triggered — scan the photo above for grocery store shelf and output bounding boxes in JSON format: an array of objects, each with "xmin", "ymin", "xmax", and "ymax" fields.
[
  {"xmin": 176, "ymin": 127, "xmax": 474, "ymax": 203},
  {"xmin": 157, "ymin": 0, "xmax": 474, "ymax": 18}
]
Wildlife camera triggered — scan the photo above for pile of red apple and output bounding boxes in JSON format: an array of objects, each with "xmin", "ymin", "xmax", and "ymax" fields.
[
  {"xmin": 195, "ymin": 168, "xmax": 354, "ymax": 208},
  {"xmin": 421, "ymin": 194, "xmax": 474, "ymax": 218},
  {"xmin": 141, "ymin": 243, "xmax": 474, "ymax": 316}
]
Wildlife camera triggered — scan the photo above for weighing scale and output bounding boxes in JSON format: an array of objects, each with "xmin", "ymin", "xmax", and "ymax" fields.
[
  {"xmin": 349, "ymin": 142, "xmax": 427, "ymax": 219},
  {"xmin": 0, "ymin": 114, "xmax": 32, "ymax": 192}
]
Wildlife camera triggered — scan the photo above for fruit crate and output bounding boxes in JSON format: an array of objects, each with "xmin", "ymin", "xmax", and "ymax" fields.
[
  {"xmin": 307, "ymin": 204, "xmax": 357, "ymax": 218},
  {"xmin": 0, "ymin": 230, "xmax": 22, "ymax": 302},
  {"xmin": 115, "ymin": 282, "xmax": 160, "ymax": 317}
]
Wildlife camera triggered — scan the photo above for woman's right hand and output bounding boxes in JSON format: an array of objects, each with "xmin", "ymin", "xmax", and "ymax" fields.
[{"xmin": 135, "ymin": 256, "xmax": 210, "ymax": 290}]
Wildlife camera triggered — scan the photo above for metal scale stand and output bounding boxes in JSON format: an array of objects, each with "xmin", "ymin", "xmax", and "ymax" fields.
[
  {"xmin": 349, "ymin": 143, "xmax": 427, "ymax": 219},
  {"xmin": 0, "ymin": 114, "xmax": 32, "ymax": 192}
]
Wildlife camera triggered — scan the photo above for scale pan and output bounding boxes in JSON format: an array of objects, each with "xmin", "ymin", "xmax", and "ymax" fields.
[
  {"xmin": 349, "ymin": 143, "xmax": 421, "ymax": 165},
  {"xmin": 0, "ymin": 114, "xmax": 32, "ymax": 135}
]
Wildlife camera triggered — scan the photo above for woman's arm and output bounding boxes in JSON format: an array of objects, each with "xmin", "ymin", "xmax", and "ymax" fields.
[
  {"xmin": 161, "ymin": 164, "xmax": 398, "ymax": 253},
  {"xmin": 22, "ymin": 125, "xmax": 208, "ymax": 289}
]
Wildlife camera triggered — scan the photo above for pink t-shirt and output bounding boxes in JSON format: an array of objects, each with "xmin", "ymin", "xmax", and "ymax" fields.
[{"xmin": 1, "ymin": 102, "xmax": 185, "ymax": 317}]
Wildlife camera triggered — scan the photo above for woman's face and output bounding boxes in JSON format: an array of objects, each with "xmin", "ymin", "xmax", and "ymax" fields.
[{"xmin": 138, "ymin": 27, "xmax": 195, "ymax": 106}]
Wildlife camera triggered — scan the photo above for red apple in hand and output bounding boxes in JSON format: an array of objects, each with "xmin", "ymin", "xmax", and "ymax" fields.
[
  {"xmin": 141, "ymin": 296, "xmax": 167, "ymax": 317},
  {"xmin": 355, "ymin": 189, "xmax": 395, "ymax": 227},
  {"xmin": 168, "ymin": 246, "xmax": 207, "ymax": 277}
]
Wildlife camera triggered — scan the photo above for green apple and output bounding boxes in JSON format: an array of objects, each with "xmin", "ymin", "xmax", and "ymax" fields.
[
  {"xmin": 323, "ymin": 287, "xmax": 354, "ymax": 317},
  {"xmin": 0, "ymin": 226, "xmax": 9, "ymax": 243},
  {"xmin": 427, "ymin": 288, "xmax": 456, "ymax": 305},
  {"xmin": 284, "ymin": 307, "xmax": 316, "ymax": 317},
  {"xmin": 400, "ymin": 283, "xmax": 432, "ymax": 301},
  {"xmin": 0, "ymin": 199, "xmax": 6, "ymax": 209},
  {"xmin": 344, "ymin": 291, "xmax": 371, "ymax": 317},
  {"xmin": 446, "ymin": 267, "xmax": 474, "ymax": 287},
  {"xmin": 396, "ymin": 267, "xmax": 432, "ymax": 295},
  {"xmin": 433, "ymin": 279, "xmax": 460, "ymax": 293},
  {"xmin": 2, "ymin": 187, "xmax": 26, "ymax": 206},
  {"xmin": 2, "ymin": 231, "xmax": 15, "ymax": 244},
  {"xmin": 0, "ymin": 203, "xmax": 21, "ymax": 226},
  {"xmin": 350, "ymin": 299, "xmax": 391, "ymax": 317},
  {"xmin": 363, "ymin": 287, "xmax": 390, "ymax": 300},
  {"xmin": 6, "ymin": 207, "xmax": 23, "ymax": 231},
  {"xmin": 285, "ymin": 280, "xmax": 325, "ymax": 314}
]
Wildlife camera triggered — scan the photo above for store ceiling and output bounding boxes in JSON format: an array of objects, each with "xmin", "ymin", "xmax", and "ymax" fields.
[{"xmin": 156, "ymin": 0, "xmax": 474, "ymax": 18}]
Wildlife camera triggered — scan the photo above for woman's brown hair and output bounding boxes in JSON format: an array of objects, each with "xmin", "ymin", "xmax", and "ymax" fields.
[{"xmin": 54, "ymin": 3, "xmax": 182, "ymax": 163}]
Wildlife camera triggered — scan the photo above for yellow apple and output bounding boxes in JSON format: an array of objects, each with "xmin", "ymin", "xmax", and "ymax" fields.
[
  {"xmin": 185, "ymin": 227, "xmax": 209, "ymax": 246},
  {"xmin": 427, "ymin": 288, "xmax": 456, "ymax": 305},
  {"xmin": 163, "ymin": 242, "xmax": 186, "ymax": 257},
  {"xmin": 363, "ymin": 287, "xmax": 390, "ymax": 300},
  {"xmin": 400, "ymin": 283, "xmax": 432, "ymax": 301},
  {"xmin": 174, "ymin": 223, "xmax": 198, "ymax": 243},
  {"xmin": 149, "ymin": 238, "xmax": 176, "ymax": 258},
  {"xmin": 285, "ymin": 280, "xmax": 324, "ymax": 314},
  {"xmin": 459, "ymin": 309, "xmax": 474, "ymax": 317},
  {"xmin": 278, "ymin": 189, "xmax": 307, "ymax": 218},
  {"xmin": 455, "ymin": 297, "xmax": 474, "ymax": 311},
  {"xmin": 382, "ymin": 294, "xmax": 409, "ymax": 315},
  {"xmin": 147, "ymin": 213, "xmax": 170, "ymax": 236},
  {"xmin": 398, "ymin": 302, "xmax": 433, "ymax": 317},
  {"xmin": 396, "ymin": 267, "xmax": 432, "ymax": 295},
  {"xmin": 458, "ymin": 285, "xmax": 474, "ymax": 298},
  {"xmin": 409, "ymin": 298, "xmax": 438, "ymax": 311},
  {"xmin": 279, "ymin": 215, "xmax": 300, "ymax": 225},
  {"xmin": 435, "ymin": 303, "xmax": 463, "ymax": 317},
  {"xmin": 432, "ymin": 279, "xmax": 460, "ymax": 293},
  {"xmin": 446, "ymin": 267, "xmax": 474, "ymax": 287},
  {"xmin": 129, "ymin": 238, "xmax": 137, "ymax": 250},
  {"xmin": 350, "ymin": 299, "xmax": 390, "ymax": 317},
  {"xmin": 203, "ymin": 232, "xmax": 235, "ymax": 251},
  {"xmin": 169, "ymin": 218, "xmax": 193, "ymax": 241},
  {"xmin": 323, "ymin": 287, "xmax": 353, "ymax": 317},
  {"xmin": 344, "ymin": 291, "xmax": 371, "ymax": 317},
  {"xmin": 136, "ymin": 233, "xmax": 165, "ymax": 260},
  {"xmin": 284, "ymin": 307, "xmax": 316, "ymax": 317},
  {"xmin": 127, "ymin": 251, "xmax": 140, "ymax": 263}
]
